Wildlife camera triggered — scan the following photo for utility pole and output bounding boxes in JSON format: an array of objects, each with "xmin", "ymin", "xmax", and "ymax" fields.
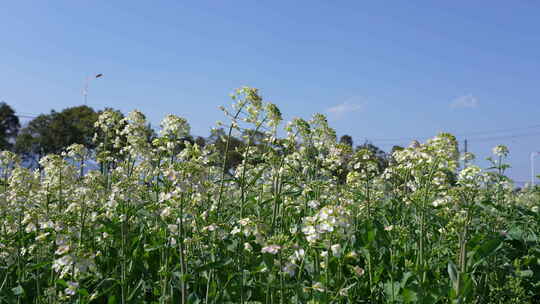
[
  {"xmin": 531, "ymin": 152, "xmax": 540, "ymax": 187},
  {"xmin": 463, "ymin": 139, "xmax": 468, "ymax": 168}
]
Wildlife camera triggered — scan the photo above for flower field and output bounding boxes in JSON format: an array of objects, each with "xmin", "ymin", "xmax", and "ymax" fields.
[{"xmin": 1, "ymin": 87, "xmax": 539, "ymax": 303}]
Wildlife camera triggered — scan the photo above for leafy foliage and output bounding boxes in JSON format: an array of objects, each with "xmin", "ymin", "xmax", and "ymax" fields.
[
  {"xmin": 15, "ymin": 106, "xmax": 98, "ymax": 164},
  {"xmin": 0, "ymin": 102, "xmax": 20, "ymax": 151}
]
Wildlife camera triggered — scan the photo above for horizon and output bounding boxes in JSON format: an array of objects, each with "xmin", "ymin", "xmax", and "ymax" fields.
[{"xmin": 2, "ymin": 1, "xmax": 539, "ymax": 182}]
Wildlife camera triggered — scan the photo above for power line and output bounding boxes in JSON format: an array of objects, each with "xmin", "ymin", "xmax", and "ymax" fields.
[
  {"xmin": 362, "ymin": 128, "xmax": 540, "ymax": 151},
  {"xmin": 18, "ymin": 115, "xmax": 38, "ymax": 119},
  {"xmin": 469, "ymin": 131, "xmax": 540, "ymax": 143},
  {"xmin": 18, "ymin": 111, "xmax": 39, "ymax": 116},
  {"xmin": 455, "ymin": 124, "xmax": 540, "ymax": 137},
  {"xmin": 16, "ymin": 113, "xmax": 39, "ymax": 119},
  {"xmin": 369, "ymin": 124, "xmax": 540, "ymax": 143}
]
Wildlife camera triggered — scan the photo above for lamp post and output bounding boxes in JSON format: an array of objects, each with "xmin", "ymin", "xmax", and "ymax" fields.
[
  {"xmin": 531, "ymin": 151, "xmax": 540, "ymax": 187},
  {"xmin": 82, "ymin": 73, "xmax": 103, "ymax": 105}
]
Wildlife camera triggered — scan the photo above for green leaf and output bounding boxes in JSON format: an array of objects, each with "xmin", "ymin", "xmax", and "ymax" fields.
[
  {"xmin": 517, "ymin": 270, "xmax": 533, "ymax": 277},
  {"xmin": 77, "ymin": 288, "xmax": 90, "ymax": 297},
  {"xmin": 367, "ymin": 228, "xmax": 376, "ymax": 244},
  {"xmin": 226, "ymin": 240, "xmax": 238, "ymax": 252},
  {"xmin": 470, "ymin": 236, "xmax": 503, "ymax": 268},
  {"xmin": 144, "ymin": 244, "xmax": 165, "ymax": 252},
  {"xmin": 195, "ymin": 258, "xmax": 233, "ymax": 272},
  {"xmin": 127, "ymin": 279, "xmax": 145, "ymax": 301},
  {"xmin": 108, "ymin": 294, "xmax": 117, "ymax": 304},
  {"xmin": 383, "ymin": 281, "xmax": 401, "ymax": 301},
  {"xmin": 476, "ymin": 237, "xmax": 503, "ymax": 258},
  {"xmin": 447, "ymin": 261, "xmax": 458, "ymax": 286},
  {"xmin": 56, "ymin": 279, "xmax": 68, "ymax": 288},
  {"xmin": 402, "ymin": 288, "xmax": 418, "ymax": 303},
  {"xmin": 400, "ymin": 271, "xmax": 414, "ymax": 288},
  {"xmin": 188, "ymin": 292, "xmax": 202, "ymax": 304},
  {"xmin": 28, "ymin": 261, "xmax": 52, "ymax": 271},
  {"xmin": 460, "ymin": 273, "xmax": 473, "ymax": 299}
]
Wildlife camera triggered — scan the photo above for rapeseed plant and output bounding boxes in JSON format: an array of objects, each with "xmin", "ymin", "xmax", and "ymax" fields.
[{"xmin": 0, "ymin": 88, "xmax": 538, "ymax": 303}]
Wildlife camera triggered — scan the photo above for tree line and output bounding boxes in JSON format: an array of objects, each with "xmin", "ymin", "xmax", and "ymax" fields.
[{"xmin": 0, "ymin": 102, "xmax": 398, "ymax": 176}]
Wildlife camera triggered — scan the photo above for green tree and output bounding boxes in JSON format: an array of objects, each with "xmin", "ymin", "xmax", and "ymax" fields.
[
  {"xmin": 15, "ymin": 105, "xmax": 99, "ymax": 162},
  {"xmin": 0, "ymin": 102, "xmax": 21, "ymax": 151},
  {"xmin": 194, "ymin": 136, "xmax": 206, "ymax": 147},
  {"xmin": 208, "ymin": 128, "xmax": 245, "ymax": 174},
  {"xmin": 355, "ymin": 141, "xmax": 389, "ymax": 171},
  {"xmin": 339, "ymin": 134, "xmax": 353, "ymax": 148}
]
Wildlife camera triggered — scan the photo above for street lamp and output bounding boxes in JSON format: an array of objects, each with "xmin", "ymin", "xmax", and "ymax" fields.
[
  {"xmin": 82, "ymin": 73, "xmax": 103, "ymax": 105},
  {"xmin": 530, "ymin": 151, "xmax": 540, "ymax": 186}
]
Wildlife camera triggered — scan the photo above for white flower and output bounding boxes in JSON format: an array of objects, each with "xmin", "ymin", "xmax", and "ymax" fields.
[
  {"xmin": 432, "ymin": 197, "xmax": 448, "ymax": 207},
  {"xmin": 319, "ymin": 208, "xmax": 332, "ymax": 220},
  {"xmin": 40, "ymin": 221, "xmax": 54, "ymax": 229},
  {"xmin": 312, "ymin": 282, "xmax": 324, "ymax": 292},
  {"xmin": 66, "ymin": 203, "xmax": 78, "ymax": 212},
  {"xmin": 293, "ymin": 249, "xmax": 305, "ymax": 261},
  {"xmin": 25, "ymin": 223, "xmax": 37, "ymax": 233},
  {"xmin": 167, "ymin": 224, "xmax": 178, "ymax": 234},
  {"xmin": 460, "ymin": 152, "xmax": 475, "ymax": 162},
  {"xmin": 282, "ymin": 262, "xmax": 296, "ymax": 276},
  {"xmin": 319, "ymin": 222, "xmax": 334, "ymax": 232},
  {"xmin": 35, "ymin": 232, "xmax": 50, "ymax": 242},
  {"xmin": 339, "ymin": 283, "xmax": 357, "ymax": 296},
  {"xmin": 22, "ymin": 214, "xmax": 33, "ymax": 225},
  {"xmin": 492, "ymin": 145, "xmax": 509, "ymax": 157},
  {"xmin": 238, "ymin": 218, "xmax": 250, "ymax": 226},
  {"xmin": 458, "ymin": 165, "xmax": 483, "ymax": 186},
  {"xmin": 302, "ymin": 225, "xmax": 316, "ymax": 235},
  {"xmin": 55, "ymin": 245, "xmax": 70, "ymax": 255},
  {"xmin": 160, "ymin": 207, "xmax": 172, "ymax": 219},
  {"xmin": 165, "ymin": 170, "xmax": 177, "ymax": 181},
  {"xmin": 261, "ymin": 244, "xmax": 281, "ymax": 255},
  {"xmin": 353, "ymin": 266, "xmax": 365, "ymax": 276},
  {"xmin": 90, "ymin": 291, "xmax": 99, "ymax": 301},
  {"xmin": 64, "ymin": 281, "xmax": 79, "ymax": 296},
  {"xmin": 56, "ymin": 235, "xmax": 68, "ymax": 246},
  {"xmin": 231, "ymin": 226, "xmax": 241, "ymax": 235},
  {"xmin": 202, "ymin": 224, "xmax": 217, "ymax": 232},
  {"xmin": 289, "ymin": 225, "xmax": 298, "ymax": 234},
  {"xmin": 53, "ymin": 255, "xmax": 73, "ymax": 272},
  {"xmin": 308, "ymin": 200, "xmax": 320, "ymax": 209},
  {"xmin": 331, "ymin": 244, "xmax": 342, "ymax": 257},
  {"xmin": 244, "ymin": 242, "xmax": 253, "ymax": 252},
  {"xmin": 306, "ymin": 233, "xmax": 318, "ymax": 243}
]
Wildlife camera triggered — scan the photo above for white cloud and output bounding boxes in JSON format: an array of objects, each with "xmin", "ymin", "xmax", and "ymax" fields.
[
  {"xmin": 451, "ymin": 94, "xmax": 478, "ymax": 109},
  {"xmin": 326, "ymin": 101, "xmax": 364, "ymax": 118}
]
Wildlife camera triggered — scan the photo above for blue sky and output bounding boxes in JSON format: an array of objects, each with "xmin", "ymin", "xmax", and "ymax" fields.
[{"xmin": 1, "ymin": 1, "xmax": 539, "ymax": 183}]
